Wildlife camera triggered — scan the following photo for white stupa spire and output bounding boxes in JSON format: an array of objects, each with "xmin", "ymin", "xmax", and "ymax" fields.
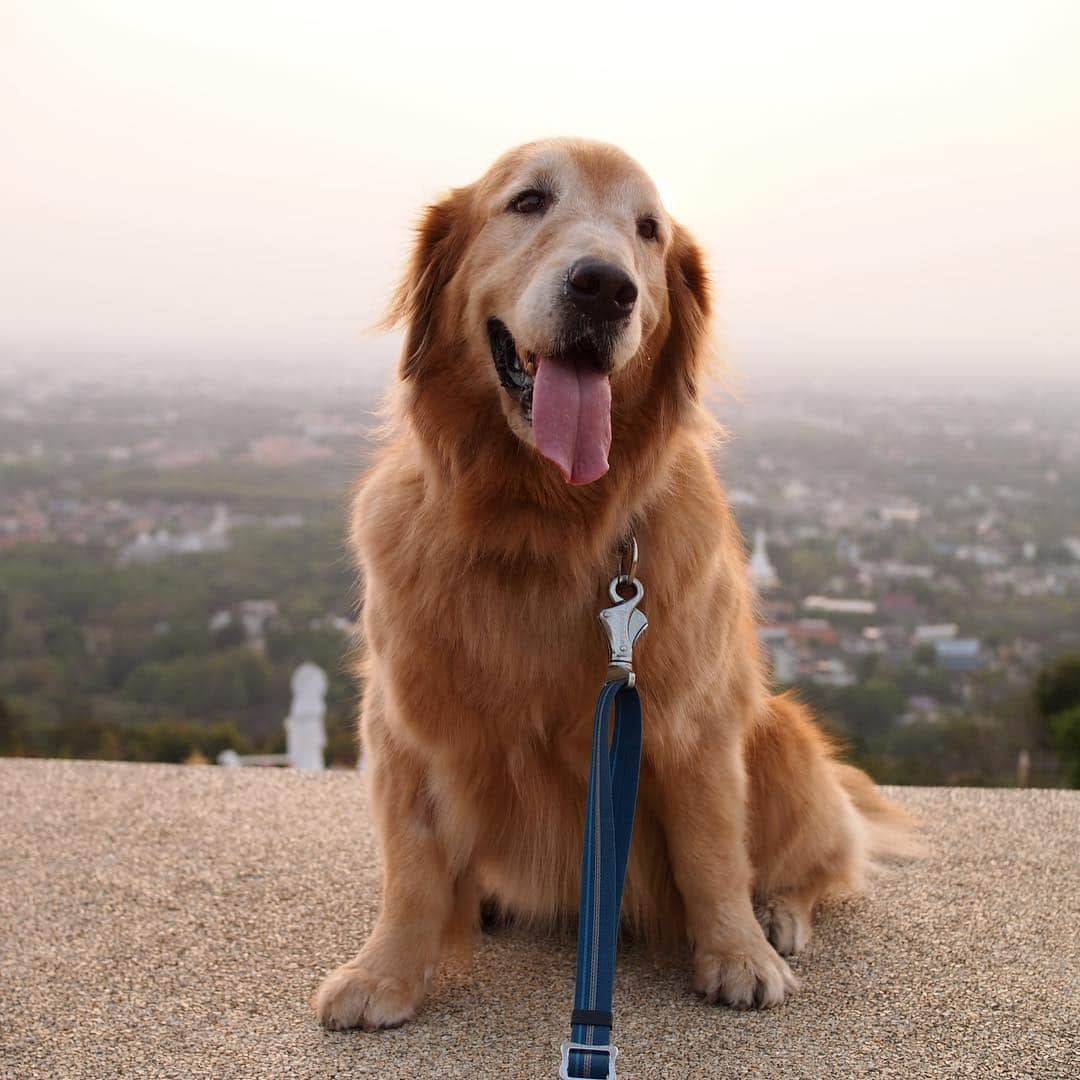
[{"xmin": 749, "ymin": 528, "xmax": 779, "ymax": 592}]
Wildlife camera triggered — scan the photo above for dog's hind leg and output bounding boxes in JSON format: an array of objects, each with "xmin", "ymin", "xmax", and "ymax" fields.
[
  {"xmin": 745, "ymin": 693, "xmax": 906, "ymax": 956},
  {"xmin": 753, "ymin": 887, "xmax": 817, "ymax": 958}
]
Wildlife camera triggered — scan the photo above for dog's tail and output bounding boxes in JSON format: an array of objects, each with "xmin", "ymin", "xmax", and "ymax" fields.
[{"xmin": 832, "ymin": 759, "xmax": 923, "ymax": 864}]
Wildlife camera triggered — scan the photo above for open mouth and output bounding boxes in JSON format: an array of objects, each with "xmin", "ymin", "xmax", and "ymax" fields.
[
  {"xmin": 486, "ymin": 318, "xmax": 612, "ymax": 486},
  {"xmin": 488, "ymin": 318, "xmax": 536, "ymax": 421}
]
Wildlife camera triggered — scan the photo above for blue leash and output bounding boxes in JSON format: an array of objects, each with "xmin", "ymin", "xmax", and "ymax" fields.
[{"xmin": 561, "ymin": 557, "xmax": 648, "ymax": 1080}]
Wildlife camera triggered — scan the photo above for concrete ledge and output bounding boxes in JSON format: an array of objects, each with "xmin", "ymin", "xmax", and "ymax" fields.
[{"xmin": 1, "ymin": 760, "xmax": 1076, "ymax": 1079}]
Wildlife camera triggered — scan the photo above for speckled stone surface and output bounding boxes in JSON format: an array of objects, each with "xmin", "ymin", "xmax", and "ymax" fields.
[{"xmin": 0, "ymin": 759, "xmax": 1076, "ymax": 1079}]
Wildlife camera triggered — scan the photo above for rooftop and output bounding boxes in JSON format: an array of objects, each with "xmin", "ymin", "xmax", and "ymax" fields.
[{"xmin": 1, "ymin": 759, "xmax": 1076, "ymax": 1078}]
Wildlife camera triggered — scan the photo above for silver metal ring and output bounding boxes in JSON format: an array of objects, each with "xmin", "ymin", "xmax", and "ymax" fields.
[
  {"xmin": 608, "ymin": 576, "xmax": 644, "ymax": 605},
  {"xmin": 618, "ymin": 535, "xmax": 638, "ymax": 583}
]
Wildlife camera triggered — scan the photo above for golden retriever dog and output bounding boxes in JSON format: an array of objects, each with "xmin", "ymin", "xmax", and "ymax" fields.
[{"xmin": 313, "ymin": 137, "xmax": 912, "ymax": 1031}]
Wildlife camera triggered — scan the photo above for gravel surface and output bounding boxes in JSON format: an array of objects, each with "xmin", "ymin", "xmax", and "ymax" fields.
[{"xmin": 1, "ymin": 759, "xmax": 1076, "ymax": 1079}]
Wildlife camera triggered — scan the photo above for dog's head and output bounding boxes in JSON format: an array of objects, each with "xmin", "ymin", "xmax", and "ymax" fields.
[{"xmin": 390, "ymin": 138, "xmax": 710, "ymax": 488}]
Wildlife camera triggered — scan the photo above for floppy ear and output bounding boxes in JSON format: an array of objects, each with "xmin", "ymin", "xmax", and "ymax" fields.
[
  {"xmin": 662, "ymin": 222, "xmax": 712, "ymax": 402},
  {"xmin": 387, "ymin": 186, "xmax": 474, "ymax": 379}
]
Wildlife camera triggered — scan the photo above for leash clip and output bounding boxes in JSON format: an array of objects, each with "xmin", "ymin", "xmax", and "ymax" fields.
[{"xmin": 598, "ymin": 574, "xmax": 647, "ymax": 687}]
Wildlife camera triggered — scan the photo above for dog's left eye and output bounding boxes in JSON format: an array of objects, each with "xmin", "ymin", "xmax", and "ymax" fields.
[
  {"xmin": 509, "ymin": 189, "xmax": 549, "ymax": 215},
  {"xmin": 637, "ymin": 217, "xmax": 659, "ymax": 241}
]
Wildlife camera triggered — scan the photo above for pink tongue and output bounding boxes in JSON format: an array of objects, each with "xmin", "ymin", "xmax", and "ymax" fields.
[{"xmin": 532, "ymin": 356, "xmax": 611, "ymax": 485}]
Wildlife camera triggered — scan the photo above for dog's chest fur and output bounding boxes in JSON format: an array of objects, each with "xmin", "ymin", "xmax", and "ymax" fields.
[{"xmin": 354, "ymin": 444, "xmax": 761, "ymax": 760}]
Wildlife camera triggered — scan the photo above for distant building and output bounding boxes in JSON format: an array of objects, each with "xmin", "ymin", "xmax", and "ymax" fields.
[
  {"xmin": 984, "ymin": 566, "xmax": 1071, "ymax": 597},
  {"xmin": 836, "ymin": 536, "xmax": 861, "ymax": 565},
  {"xmin": 842, "ymin": 626, "xmax": 888, "ymax": 655},
  {"xmin": 934, "ymin": 638, "xmax": 983, "ymax": 672},
  {"xmin": 913, "ymin": 624, "xmax": 959, "ymax": 645},
  {"xmin": 878, "ymin": 593, "xmax": 921, "ymax": 620},
  {"xmin": 247, "ymin": 436, "xmax": 334, "ymax": 467},
  {"xmin": 954, "ymin": 544, "xmax": 1008, "ymax": 568},
  {"xmin": 858, "ymin": 559, "xmax": 934, "ymax": 582},
  {"xmin": 789, "ymin": 619, "xmax": 839, "ymax": 647},
  {"xmin": 758, "ymin": 626, "xmax": 798, "ymax": 684},
  {"xmin": 728, "ymin": 488, "xmax": 759, "ymax": 508},
  {"xmin": 748, "ymin": 528, "xmax": 780, "ymax": 592},
  {"xmin": 804, "ymin": 596, "xmax": 876, "ymax": 616},
  {"xmin": 237, "ymin": 600, "xmax": 280, "ymax": 641},
  {"xmin": 811, "ymin": 659, "xmax": 856, "ymax": 687},
  {"xmin": 207, "ymin": 600, "xmax": 280, "ymax": 642},
  {"xmin": 308, "ymin": 614, "xmax": 361, "ymax": 638},
  {"xmin": 118, "ymin": 505, "xmax": 230, "ymax": 564},
  {"xmin": 880, "ymin": 503, "xmax": 921, "ymax": 526},
  {"xmin": 901, "ymin": 696, "xmax": 942, "ymax": 725},
  {"xmin": 782, "ymin": 480, "xmax": 811, "ymax": 503}
]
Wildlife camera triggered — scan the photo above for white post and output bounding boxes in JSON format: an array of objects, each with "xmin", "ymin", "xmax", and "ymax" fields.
[
  {"xmin": 1017, "ymin": 749, "xmax": 1031, "ymax": 788},
  {"xmin": 285, "ymin": 662, "xmax": 328, "ymax": 771}
]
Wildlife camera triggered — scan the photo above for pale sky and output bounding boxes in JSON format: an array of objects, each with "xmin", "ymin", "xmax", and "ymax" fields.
[{"xmin": 3, "ymin": 1, "xmax": 1079, "ymax": 382}]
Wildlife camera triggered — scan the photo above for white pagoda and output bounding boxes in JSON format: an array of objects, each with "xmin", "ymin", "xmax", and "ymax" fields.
[{"xmin": 749, "ymin": 528, "xmax": 780, "ymax": 592}]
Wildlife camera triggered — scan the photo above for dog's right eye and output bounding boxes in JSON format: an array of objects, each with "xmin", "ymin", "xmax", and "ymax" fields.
[{"xmin": 508, "ymin": 190, "xmax": 549, "ymax": 215}]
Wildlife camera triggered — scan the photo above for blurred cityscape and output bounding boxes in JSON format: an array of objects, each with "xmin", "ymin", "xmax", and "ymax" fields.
[{"xmin": 1, "ymin": 354, "xmax": 1078, "ymax": 785}]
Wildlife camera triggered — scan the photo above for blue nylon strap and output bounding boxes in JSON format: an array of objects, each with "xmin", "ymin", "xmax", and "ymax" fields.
[{"xmin": 566, "ymin": 677, "xmax": 643, "ymax": 1079}]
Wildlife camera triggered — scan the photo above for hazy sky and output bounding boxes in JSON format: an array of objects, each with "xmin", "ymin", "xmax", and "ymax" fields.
[{"xmin": 3, "ymin": 1, "xmax": 1079, "ymax": 381}]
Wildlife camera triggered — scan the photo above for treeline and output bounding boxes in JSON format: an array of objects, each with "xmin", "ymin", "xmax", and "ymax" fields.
[
  {"xmin": 91, "ymin": 459, "xmax": 351, "ymax": 508},
  {"xmin": 0, "ymin": 701, "xmax": 253, "ymax": 765},
  {"xmin": 2, "ymin": 509, "xmax": 1079, "ymax": 784},
  {"xmin": 0, "ymin": 515, "xmax": 360, "ymax": 766},
  {"xmin": 795, "ymin": 652, "xmax": 1080, "ymax": 787},
  {"xmin": 0, "ymin": 699, "xmax": 360, "ymax": 767}
]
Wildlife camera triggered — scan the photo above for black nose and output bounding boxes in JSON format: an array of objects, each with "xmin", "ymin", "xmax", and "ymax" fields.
[{"xmin": 566, "ymin": 259, "xmax": 638, "ymax": 323}]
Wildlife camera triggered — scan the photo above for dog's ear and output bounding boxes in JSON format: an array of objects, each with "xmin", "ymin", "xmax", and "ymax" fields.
[
  {"xmin": 387, "ymin": 186, "xmax": 474, "ymax": 380},
  {"xmin": 662, "ymin": 222, "xmax": 712, "ymax": 402}
]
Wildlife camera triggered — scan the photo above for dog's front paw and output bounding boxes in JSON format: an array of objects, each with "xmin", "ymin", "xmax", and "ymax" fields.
[
  {"xmin": 312, "ymin": 962, "xmax": 425, "ymax": 1031},
  {"xmin": 693, "ymin": 936, "xmax": 799, "ymax": 1010}
]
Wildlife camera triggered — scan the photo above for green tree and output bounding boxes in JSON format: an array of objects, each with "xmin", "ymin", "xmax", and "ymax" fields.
[
  {"xmin": 0, "ymin": 588, "xmax": 10, "ymax": 651},
  {"xmin": 0, "ymin": 694, "xmax": 24, "ymax": 755},
  {"xmin": 53, "ymin": 707, "xmax": 123, "ymax": 760},
  {"xmin": 1034, "ymin": 653, "xmax": 1080, "ymax": 718},
  {"xmin": 122, "ymin": 648, "xmax": 272, "ymax": 715},
  {"xmin": 1033, "ymin": 653, "xmax": 1080, "ymax": 787},
  {"xmin": 125, "ymin": 719, "xmax": 252, "ymax": 763},
  {"xmin": 798, "ymin": 677, "xmax": 906, "ymax": 750},
  {"xmin": 44, "ymin": 617, "xmax": 86, "ymax": 660},
  {"xmin": 1050, "ymin": 707, "xmax": 1080, "ymax": 788}
]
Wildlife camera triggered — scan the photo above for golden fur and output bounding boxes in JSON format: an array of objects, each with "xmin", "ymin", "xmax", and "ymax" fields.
[{"xmin": 313, "ymin": 138, "xmax": 913, "ymax": 1030}]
